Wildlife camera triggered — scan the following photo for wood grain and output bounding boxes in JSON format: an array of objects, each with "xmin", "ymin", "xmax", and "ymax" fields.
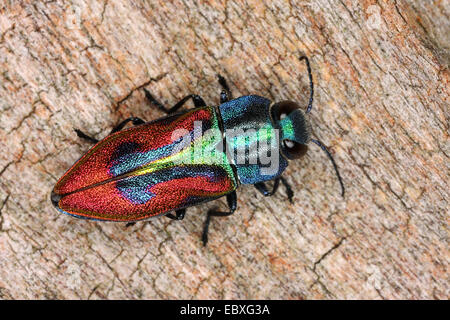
[{"xmin": 0, "ymin": 0, "xmax": 448, "ymax": 299}]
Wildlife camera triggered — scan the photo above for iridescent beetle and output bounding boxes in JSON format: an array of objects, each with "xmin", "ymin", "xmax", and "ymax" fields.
[{"xmin": 51, "ymin": 56, "xmax": 344, "ymax": 245}]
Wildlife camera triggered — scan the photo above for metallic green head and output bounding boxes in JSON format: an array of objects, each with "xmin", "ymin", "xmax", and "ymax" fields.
[{"xmin": 270, "ymin": 101, "xmax": 311, "ymax": 160}]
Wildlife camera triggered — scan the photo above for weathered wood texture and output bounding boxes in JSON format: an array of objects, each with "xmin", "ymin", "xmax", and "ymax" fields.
[{"xmin": 0, "ymin": 0, "xmax": 448, "ymax": 299}]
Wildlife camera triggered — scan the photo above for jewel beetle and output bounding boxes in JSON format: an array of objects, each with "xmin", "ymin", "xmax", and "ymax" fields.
[{"xmin": 51, "ymin": 56, "xmax": 344, "ymax": 245}]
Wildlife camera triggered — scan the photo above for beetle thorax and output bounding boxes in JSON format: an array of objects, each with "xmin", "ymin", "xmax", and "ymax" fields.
[{"xmin": 219, "ymin": 95, "xmax": 289, "ymax": 184}]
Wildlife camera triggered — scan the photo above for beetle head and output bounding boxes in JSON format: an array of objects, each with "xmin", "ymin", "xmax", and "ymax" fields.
[{"xmin": 271, "ymin": 100, "xmax": 311, "ymax": 160}]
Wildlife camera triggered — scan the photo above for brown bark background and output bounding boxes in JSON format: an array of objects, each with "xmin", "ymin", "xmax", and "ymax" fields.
[{"xmin": 0, "ymin": 0, "xmax": 448, "ymax": 299}]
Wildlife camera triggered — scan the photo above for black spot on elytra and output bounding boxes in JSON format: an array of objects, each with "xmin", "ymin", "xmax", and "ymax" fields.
[{"xmin": 111, "ymin": 142, "xmax": 141, "ymax": 162}]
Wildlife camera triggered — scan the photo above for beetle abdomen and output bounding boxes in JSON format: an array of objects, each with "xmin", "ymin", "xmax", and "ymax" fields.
[{"xmin": 52, "ymin": 107, "xmax": 237, "ymax": 221}]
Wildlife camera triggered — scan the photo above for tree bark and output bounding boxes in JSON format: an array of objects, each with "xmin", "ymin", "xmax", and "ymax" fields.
[{"xmin": 0, "ymin": 0, "xmax": 448, "ymax": 299}]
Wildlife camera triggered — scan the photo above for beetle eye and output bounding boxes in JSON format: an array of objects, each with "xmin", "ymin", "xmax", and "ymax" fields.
[
  {"xmin": 282, "ymin": 140, "xmax": 308, "ymax": 159},
  {"xmin": 271, "ymin": 101, "xmax": 301, "ymax": 121}
]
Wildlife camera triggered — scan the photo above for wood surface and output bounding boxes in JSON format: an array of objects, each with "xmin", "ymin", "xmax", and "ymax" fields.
[{"xmin": 0, "ymin": 0, "xmax": 448, "ymax": 299}]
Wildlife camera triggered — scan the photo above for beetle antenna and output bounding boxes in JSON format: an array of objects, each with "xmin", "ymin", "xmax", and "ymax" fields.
[
  {"xmin": 310, "ymin": 139, "xmax": 345, "ymax": 197},
  {"xmin": 299, "ymin": 56, "xmax": 314, "ymax": 114}
]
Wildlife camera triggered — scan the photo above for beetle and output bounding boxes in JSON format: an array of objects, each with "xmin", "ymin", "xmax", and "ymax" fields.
[{"xmin": 51, "ymin": 56, "xmax": 344, "ymax": 245}]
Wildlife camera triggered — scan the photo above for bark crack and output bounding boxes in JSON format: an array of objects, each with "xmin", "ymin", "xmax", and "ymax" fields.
[{"xmin": 312, "ymin": 237, "xmax": 346, "ymax": 272}]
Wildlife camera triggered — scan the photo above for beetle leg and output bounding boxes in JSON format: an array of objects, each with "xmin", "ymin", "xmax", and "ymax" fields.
[
  {"xmin": 74, "ymin": 117, "xmax": 145, "ymax": 144},
  {"xmin": 109, "ymin": 117, "xmax": 145, "ymax": 134},
  {"xmin": 169, "ymin": 94, "xmax": 206, "ymax": 112},
  {"xmin": 166, "ymin": 209, "xmax": 186, "ymax": 221},
  {"xmin": 220, "ymin": 90, "xmax": 229, "ymax": 104},
  {"xmin": 217, "ymin": 74, "xmax": 232, "ymax": 103},
  {"xmin": 254, "ymin": 177, "xmax": 294, "ymax": 203},
  {"xmin": 254, "ymin": 178, "xmax": 280, "ymax": 197},
  {"xmin": 125, "ymin": 222, "xmax": 136, "ymax": 228},
  {"xmin": 280, "ymin": 177, "xmax": 294, "ymax": 203},
  {"xmin": 144, "ymin": 88, "xmax": 206, "ymax": 114},
  {"xmin": 143, "ymin": 88, "xmax": 166, "ymax": 111},
  {"xmin": 202, "ymin": 191, "xmax": 237, "ymax": 246},
  {"xmin": 74, "ymin": 129, "xmax": 99, "ymax": 144}
]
